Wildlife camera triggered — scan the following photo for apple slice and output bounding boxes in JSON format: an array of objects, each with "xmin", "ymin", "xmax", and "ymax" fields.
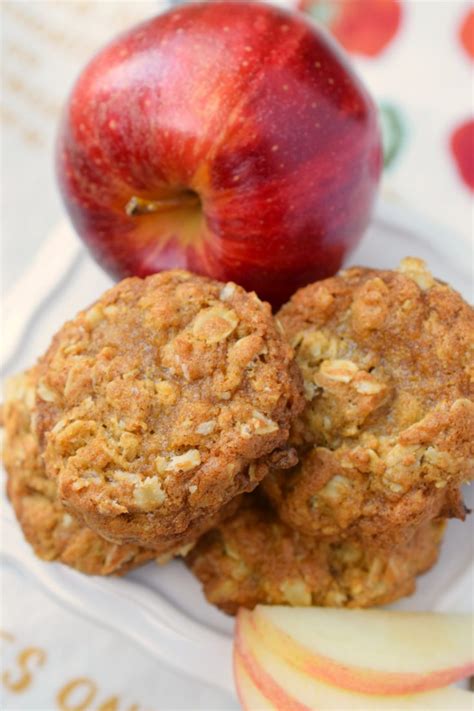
[
  {"xmin": 252, "ymin": 606, "xmax": 474, "ymax": 695},
  {"xmin": 234, "ymin": 650, "xmax": 277, "ymax": 711},
  {"xmin": 235, "ymin": 609, "xmax": 474, "ymax": 710}
]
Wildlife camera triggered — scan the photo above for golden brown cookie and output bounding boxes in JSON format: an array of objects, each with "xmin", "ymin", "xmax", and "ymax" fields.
[
  {"xmin": 3, "ymin": 370, "xmax": 155, "ymax": 575},
  {"xmin": 263, "ymin": 259, "xmax": 473, "ymax": 547},
  {"xmin": 186, "ymin": 495, "xmax": 445, "ymax": 615},
  {"xmin": 35, "ymin": 270, "xmax": 303, "ymax": 548},
  {"xmin": 4, "ymin": 369, "xmax": 242, "ymax": 573}
]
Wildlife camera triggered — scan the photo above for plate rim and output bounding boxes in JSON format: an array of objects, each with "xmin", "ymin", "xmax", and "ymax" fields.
[{"xmin": 1, "ymin": 198, "xmax": 472, "ymax": 696}]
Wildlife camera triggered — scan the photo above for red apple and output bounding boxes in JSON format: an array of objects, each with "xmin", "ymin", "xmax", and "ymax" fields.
[{"xmin": 57, "ymin": 0, "xmax": 381, "ymax": 307}]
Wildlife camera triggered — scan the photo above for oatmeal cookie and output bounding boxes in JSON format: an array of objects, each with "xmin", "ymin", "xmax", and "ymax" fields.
[
  {"xmin": 3, "ymin": 369, "xmax": 239, "ymax": 573},
  {"xmin": 36, "ymin": 270, "xmax": 303, "ymax": 547},
  {"xmin": 3, "ymin": 369, "xmax": 154, "ymax": 574},
  {"xmin": 3, "ymin": 368, "xmax": 239, "ymax": 575},
  {"xmin": 263, "ymin": 259, "xmax": 473, "ymax": 546},
  {"xmin": 186, "ymin": 496, "xmax": 445, "ymax": 615}
]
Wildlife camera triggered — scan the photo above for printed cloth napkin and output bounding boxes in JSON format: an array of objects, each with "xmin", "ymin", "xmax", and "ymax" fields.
[
  {"xmin": 289, "ymin": 0, "xmax": 473, "ymax": 244},
  {"xmin": 1, "ymin": 2, "xmax": 472, "ymax": 710}
]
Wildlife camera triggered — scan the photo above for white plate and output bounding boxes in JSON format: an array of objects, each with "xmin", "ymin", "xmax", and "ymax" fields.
[{"xmin": 1, "ymin": 198, "xmax": 473, "ymax": 696}]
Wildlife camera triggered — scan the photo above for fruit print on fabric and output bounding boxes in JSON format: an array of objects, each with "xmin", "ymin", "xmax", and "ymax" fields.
[
  {"xmin": 459, "ymin": 7, "xmax": 474, "ymax": 61},
  {"xmin": 450, "ymin": 119, "xmax": 474, "ymax": 191},
  {"xmin": 299, "ymin": 0, "xmax": 403, "ymax": 57},
  {"xmin": 378, "ymin": 102, "xmax": 405, "ymax": 168}
]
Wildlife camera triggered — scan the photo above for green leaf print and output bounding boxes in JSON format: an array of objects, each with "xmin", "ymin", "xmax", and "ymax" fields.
[{"xmin": 379, "ymin": 102, "xmax": 405, "ymax": 169}]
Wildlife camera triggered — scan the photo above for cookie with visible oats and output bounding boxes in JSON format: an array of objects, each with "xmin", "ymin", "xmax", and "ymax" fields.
[
  {"xmin": 3, "ymin": 369, "xmax": 239, "ymax": 574},
  {"xmin": 263, "ymin": 259, "xmax": 473, "ymax": 548},
  {"xmin": 35, "ymin": 270, "xmax": 303, "ymax": 548},
  {"xmin": 3, "ymin": 369, "xmax": 154, "ymax": 574},
  {"xmin": 186, "ymin": 495, "xmax": 445, "ymax": 615}
]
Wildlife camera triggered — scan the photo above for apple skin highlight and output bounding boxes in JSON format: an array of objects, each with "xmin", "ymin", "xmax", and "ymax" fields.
[{"xmin": 57, "ymin": 1, "xmax": 381, "ymax": 308}]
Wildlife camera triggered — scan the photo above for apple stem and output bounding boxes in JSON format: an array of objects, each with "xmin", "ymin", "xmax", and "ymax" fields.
[{"xmin": 125, "ymin": 193, "xmax": 200, "ymax": 216}]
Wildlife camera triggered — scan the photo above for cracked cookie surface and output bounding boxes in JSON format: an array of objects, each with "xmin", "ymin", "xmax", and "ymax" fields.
[
  {"xmin": 3, "ymin": 369, "xmax": 155, "ymax": 574},
  {"xmin": 3, "ymin": 369, "xmax": 239, "ymax": 573},
  {"xmin": 186, "ymin": 495, "xmax": 445, "ymax": 615},
  {"xmin": 263, "ymin": 259, "xmax": 473, "ymax": 547},
  {"xmin": 36, "ymin": 270, "xmax": 303, "ymax": 547}
]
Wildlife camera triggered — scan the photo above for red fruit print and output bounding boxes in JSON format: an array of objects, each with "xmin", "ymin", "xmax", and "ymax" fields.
[
  {"xmin": 459, "ymin": 8, "xmax": 474, "ymax": 60},
  {"xmin": 450, "ymin": 119, "xmax": 474, "ymax": 191},
  {"xmin": 300, "ymin": 0, "xmax": 402, "ymax": 58}
]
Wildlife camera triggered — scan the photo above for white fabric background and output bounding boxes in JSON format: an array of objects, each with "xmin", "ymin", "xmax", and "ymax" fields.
[{"xmin": 0, "ymin": 567, "xmax": 237, "ymax": 710}]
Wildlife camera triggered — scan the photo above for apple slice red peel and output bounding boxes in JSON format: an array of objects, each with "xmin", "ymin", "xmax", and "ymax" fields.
[
  {"xmin": 234, "ymin": 608, "xmax": 474, "ymax": 710},
  {"xmin": 251, "ymin": 606, "xmax": 474, "ymax": 696}
]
